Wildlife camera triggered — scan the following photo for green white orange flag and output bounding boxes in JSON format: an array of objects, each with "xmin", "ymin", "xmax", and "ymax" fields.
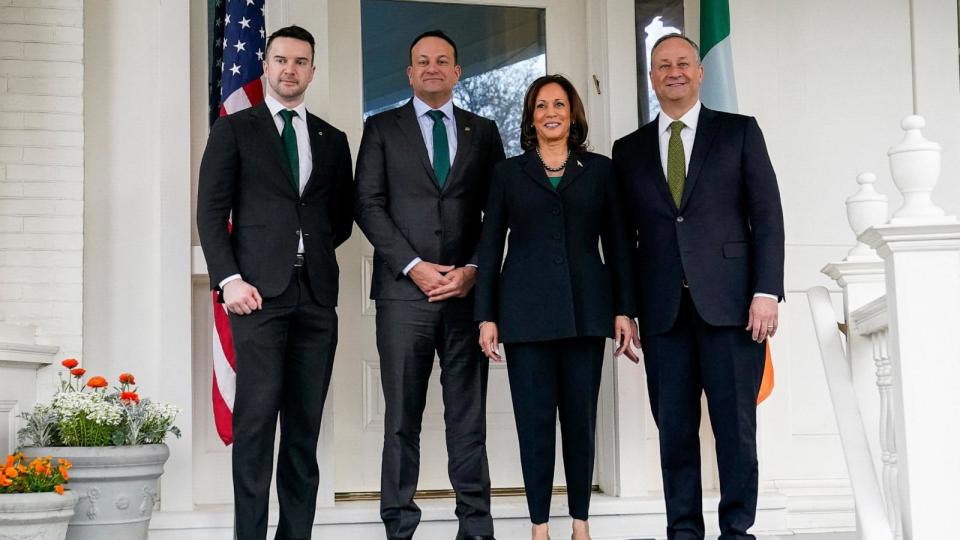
[
  {"xmin": 700, "ymin": 0, "xmax": 738, "ymax": 113},
  {"xmin": 700, "ymin": 0, "xmax": 774, "ymax": 403}
]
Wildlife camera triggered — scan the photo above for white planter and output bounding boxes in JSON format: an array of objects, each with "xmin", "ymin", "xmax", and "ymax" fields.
[
  {"xmin": 22, "ymin": 445, "xmax": 169, "ymax": 540},
  {"xmin": 0, "ymin": 490, "xmax": 78, "ymax": 540}
]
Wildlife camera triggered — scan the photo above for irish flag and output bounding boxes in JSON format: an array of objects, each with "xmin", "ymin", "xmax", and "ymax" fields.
[
  {"xmin": 700, "ymin": 0, "xmax": 738, "ymax": 113},
  {"xmin": 701, "ymin": 1, "xmax": 775, "ymax": 403}
]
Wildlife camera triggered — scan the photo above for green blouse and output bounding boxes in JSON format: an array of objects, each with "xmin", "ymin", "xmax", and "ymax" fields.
[{"xmin": 547, "ymin": 174, "xmax": 563, "ymax": 189}]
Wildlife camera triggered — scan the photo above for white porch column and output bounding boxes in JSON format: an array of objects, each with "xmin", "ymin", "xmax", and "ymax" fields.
[{"xmin": 860, "ymin": 223, "xmax": 960, "ymax": 539}]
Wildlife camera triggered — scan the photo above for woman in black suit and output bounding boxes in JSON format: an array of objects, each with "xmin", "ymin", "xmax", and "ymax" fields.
[{"xmin": 475, "ymin": 75, "xmax": 640, "ymax": 540}]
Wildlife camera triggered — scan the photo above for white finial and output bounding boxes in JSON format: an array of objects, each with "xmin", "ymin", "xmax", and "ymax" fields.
[
  {"xmin": 845, "ymin": 172, "xmax": 887, "ymax": 261},
  {"xmin": 887, "ymin": 115, "xmax": 955, "ymax": 224}
]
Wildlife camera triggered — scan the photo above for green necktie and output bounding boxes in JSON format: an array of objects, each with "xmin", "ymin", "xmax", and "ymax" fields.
[
  {"xmin": 667, "ymin": 120, "xmax": 686, "ymax": 208},
  {"xmin": 278, "ymin": 109, "xmax": 300, "ymax": 193},
  {"xmin": 427, "ymin": 109, "xmax": 450, "ymax": 189}
]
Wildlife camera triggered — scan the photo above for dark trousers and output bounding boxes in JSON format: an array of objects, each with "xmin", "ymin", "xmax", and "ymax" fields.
[
  {"xmin": 229, "ymin": 265, "xmax": 338, "ymax": 540},
  {"xmin": 503, "ymin": 337, "xmax": 605, "ymax": 525},
  {"xmin": 641, "ymin": 289, "xmax": 765, "ymax": 540},
  {"xmin": 375, "ymin": 298, "xmax": 493, "ymax": 540}
]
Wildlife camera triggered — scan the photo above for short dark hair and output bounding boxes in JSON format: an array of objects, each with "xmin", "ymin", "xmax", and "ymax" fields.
[
  {"xmin": 266, "ymin": 25, "xmax": 316, "ymax": 65},
  {"xmin": 520, "ymin": 75, "xmax": 589, "ymax": 153},
  {"xmin": 409, "ymin": 30, "xmax": 458, "ymax": 65},
  {"xmin": 650, "ymin": 33, "xmax": 701, "ymax": 62}
]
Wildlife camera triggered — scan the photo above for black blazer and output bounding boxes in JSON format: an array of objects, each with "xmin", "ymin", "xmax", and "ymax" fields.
[
  {"xmin": 474, "ymin": 151, "xmax": 636, "ymax": 344},
  {"xmin": 197, "ymin": 102, "xmax": 354, "ymax": 306},
  {"xmin": 612, "ymin": 106, "xmax": 785, "ymax": 336},
  {"xmin": 355, "ymin": 100, "xmax": 505, "ymax": 300}
]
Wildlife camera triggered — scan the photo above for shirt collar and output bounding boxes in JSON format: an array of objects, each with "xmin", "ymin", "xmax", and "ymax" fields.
[
  {"xmin": 658, "ymin": 100, "xmax": 702, "ymax": 135},
  {"xmin": 265, "ymin": 94, "xmax": 307, "ymax": 122},
  {"xmin": 412, "ymin": 95, "xmax": 455, "ymax": 121}
]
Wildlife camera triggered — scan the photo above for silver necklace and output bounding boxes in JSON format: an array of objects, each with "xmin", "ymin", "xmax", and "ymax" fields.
[{"xmin": 536, "ymin": 147, "xmax": 570, "ymax": 173}]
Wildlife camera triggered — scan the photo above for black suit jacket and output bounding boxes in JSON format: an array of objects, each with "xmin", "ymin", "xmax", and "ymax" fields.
[
  {"xmin": 613, "ymin": 106, "xmax": 785, "ymax": 336},
  {"xmin": 355, "ymin": 100, "xmax": 505, "ymax": 300},
  {"xmin": 474, "ymin": 151, "xmax": 636, "ymax": 344},
  {"xmin": 197, "ymin": 102, "xmax": 353, "ymax": 306}
]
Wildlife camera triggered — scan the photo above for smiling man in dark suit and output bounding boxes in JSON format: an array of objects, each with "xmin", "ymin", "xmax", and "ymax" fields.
[
  {"xmin": 197, "ymin": 26, "xmax": 353, "ymax": 540},
  {"xmin": 355, "ymin": 30, "xmax": 505, "ymax": 540},
  {"xmin": 613, "ymin": 34, "xmax": 785, "ymax": 540}
]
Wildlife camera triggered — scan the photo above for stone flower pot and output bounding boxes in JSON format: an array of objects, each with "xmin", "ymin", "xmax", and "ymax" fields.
[
  {"xmin": 0, "ymin": 490, "xmax": 78, "ymax": 540},
  {"xmin": 21, "ymin": 445, "xmax": 169, "ymax": 540}
]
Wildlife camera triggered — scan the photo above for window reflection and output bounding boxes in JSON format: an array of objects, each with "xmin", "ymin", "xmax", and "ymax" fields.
[{"xmin": 635, "ymin": 0, "xmax": 685, "ymax": 124}]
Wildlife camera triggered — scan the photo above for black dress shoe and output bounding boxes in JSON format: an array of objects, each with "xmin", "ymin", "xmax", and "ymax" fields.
[{"xmin": 456, "ymin": 536, "xmax": 495, "ymax": 540}]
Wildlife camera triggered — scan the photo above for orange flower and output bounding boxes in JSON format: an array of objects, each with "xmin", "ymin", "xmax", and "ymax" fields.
[
  {"xmin": 58, "ymin": 465, "xmax": 70, "ymax": 480},
  {"xmin": 4, "ymin": 455, "xmax": 12, "ymax": 468},
  {"xmin": 30, "ymin": 458, "xmax": 45, "ymax": 474},
  {"xmin": 58, "ymin": 458, "xmax": 72, "ymax": 470},
  {"xmin": 86, "ymin": 376, "xmax": 108, "ymax": 388},
  {"xmin": 0, "ymin": 475, "xmax": 11, "ymax": 487},
  {"xmin": 61, "ymin": 358, "xmax": 79, "ymax": 369},
  {"xmin": 119, "ymin": 373, "xmax": 136, "ymax": 385},
  {"xmin": 55, "ymin": 484, "xmax": 64, "ymax": 495},
  {"xmin": 3, "ymin": 467, "xmax": 17, "ymax": 478},
  {"xmin": 70, "ymin": 368, "xmax": 86, "ymax": 378},
  {"xmin": 120, "ymin": 391, "xmax": 140, "ymax": 403}
]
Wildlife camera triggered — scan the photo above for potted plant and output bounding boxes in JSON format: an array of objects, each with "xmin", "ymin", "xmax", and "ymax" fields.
[
  {"xmin": 17, "ymin": 359, "xmax": 181, "ymax": 540},
  {"xmin": 0, "ymin": 452, "xmax": 77, "ymax": 540}
]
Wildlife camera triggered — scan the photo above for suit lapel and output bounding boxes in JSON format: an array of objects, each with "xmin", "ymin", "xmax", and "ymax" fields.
[
  {"xmin": 301, "ymin": 113, "xmax": 330, "ymax": 197},
  {"xmin": 252, "ymin": 103, "xmax": 298, "ymax": 195},
  {"xmin": 556, "ymin": 152, "xmax": 587, "ymax": 192},
  {"xmin": 644, "ymin": 117, "xmax": 676, "ymax": 210},
  {"xmin": 394, "ymin": 100, "xmax": 440, "ymax": 190},
  {"xmin": 520, "ymin": 150, "xmax": 559, "ymax": 196},
  {"xmin": 443, "ymin": 107, "xmax": 475, "ymax": 192},
  {"xmin": 680, "ymin": 106, "xmax": 719, "ymax": 211}
]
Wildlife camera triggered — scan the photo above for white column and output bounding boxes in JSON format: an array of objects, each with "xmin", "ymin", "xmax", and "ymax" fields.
[{"xmin": 861, "ymin": 223, "xmax": 960, "ymax": 539}]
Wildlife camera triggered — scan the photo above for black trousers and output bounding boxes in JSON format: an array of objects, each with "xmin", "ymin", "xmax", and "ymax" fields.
[
  {"xmin": 229, "ymin": 265, "xmax": 338, "ymax": 540},
  {"xmin": 641, "ymin": 289, "xmax": 765, "ymax": 540},
  {"xmin": 375, "ymin": 298, "xmax": 492, "ymax": 540},
  {"xmin": 503, "ymin": 337, "xmax": 605, "ymax": 525}
]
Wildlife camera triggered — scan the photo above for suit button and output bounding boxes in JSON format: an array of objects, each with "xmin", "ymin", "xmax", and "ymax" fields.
[
  {"xmin": 300, "ymin": 202, "xmax": 307, "ymax": 207},
  {"xmin": 676, "ymin": 216, "xmax": 684, "ymax": 223},
  {"xmin": 554, "ymin": 256, "xmax": 564, "ymax": 264},
  {"xmin": 552, "ymin": 207, "xmax": 561, "ymax": 215},
  {"xmin": 434, "ymin": 230, "xmax": 442, "ymax": 237},
  {"xmin": 552, "ymin": 232, "xmax": 561, "ymax": 240},
  {"xmin": 303, "ymin": 233, "xmax": 311, "ymax": 238}
]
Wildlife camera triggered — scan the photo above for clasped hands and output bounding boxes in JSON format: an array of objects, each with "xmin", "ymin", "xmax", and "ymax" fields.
[
  {"xmin": 479, "ymin": 316, "xmax": 641, "ymax": 363},
  {"xmin": 409, "ymin": 261, "xmax": 477, "ymax": 302}
]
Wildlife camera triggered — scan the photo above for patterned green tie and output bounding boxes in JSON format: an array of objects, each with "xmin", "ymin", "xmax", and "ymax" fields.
[
  {"xmin": 667, "ymin": 120, "xmax": 686, "ymax": 208},
  {"xmin": 278, "ymin": 109, "xmax": 300, "ymax": 193},
  {"xmin": 427, "ymin": 110, "xmax": 450, "ymax": 188}
]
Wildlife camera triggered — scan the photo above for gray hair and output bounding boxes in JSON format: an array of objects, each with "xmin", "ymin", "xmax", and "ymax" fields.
[{"xmin": 650, "ymin": 33, "xmax": 701, "ymax": 62}]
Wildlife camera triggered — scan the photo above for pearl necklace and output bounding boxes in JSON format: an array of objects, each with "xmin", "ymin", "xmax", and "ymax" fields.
[{"xmin": 536, "ymin": 147, "xmax": 570, "ymax": 173}]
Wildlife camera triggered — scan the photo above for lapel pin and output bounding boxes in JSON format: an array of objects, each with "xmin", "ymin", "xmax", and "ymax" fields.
[
  {"xmin": 577, "ymin": 160, "xmax": 583, "ymax": 167},
  {"xmin": 317, "ymin": 131, "xmax": 323, "ymax": 136},
  {"xmin": 464, "ymin": 126, "xmax": 471, "ymax": 132}
]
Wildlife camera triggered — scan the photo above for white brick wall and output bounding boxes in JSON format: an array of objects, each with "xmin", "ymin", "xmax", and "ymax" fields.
[{"xmin": 0, "ymin": 0, "xmax": 83, "ymax": 358}]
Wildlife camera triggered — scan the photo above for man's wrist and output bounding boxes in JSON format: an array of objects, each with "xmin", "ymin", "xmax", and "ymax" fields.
[
  {"xmin": 402, "ymin": 257, "xmax": 422, "ymax": 276},
  {"xmin": 219, "ymin": 274, "xmax": 242, "ymax": 290}
]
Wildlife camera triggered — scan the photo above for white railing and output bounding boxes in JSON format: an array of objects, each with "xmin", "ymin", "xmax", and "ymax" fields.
[{"xmin": 812, "ymin": 116, "xmax": 960, "ymax": 540}]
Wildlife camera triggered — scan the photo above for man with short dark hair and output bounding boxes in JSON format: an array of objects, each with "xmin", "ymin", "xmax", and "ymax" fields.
[
  {"xmin": 355, "ymin": 29, "xmax": 505, "ymax": 540},
  {"xmin": 613, "ymin": 34, "xmax": 785, "ymax": 540},
  {"xmin": 198, "ymin": 25, "xmax": 353, "ymax": 540}
]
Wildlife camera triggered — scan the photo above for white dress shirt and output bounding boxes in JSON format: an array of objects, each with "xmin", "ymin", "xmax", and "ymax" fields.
[
  {"xmin": 657, "ymin": 101, "xmax": 776, "ymax": 301},
  {"xmin": 219, "ymin": 95, "xmax": 314, "ymax": 290},
  {"xmin": 402, "ymin": 96, "xmax": 462, "ymax": 276}
]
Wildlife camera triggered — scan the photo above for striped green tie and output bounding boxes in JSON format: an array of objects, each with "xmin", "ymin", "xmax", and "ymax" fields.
[
  {"xmin": 667, "ymin": 120, "xmax": 686, "ymax": 208},
  {"xmin": 278, "ymin": 109, "xmax": 299, "ymax": 193},
  {"xmin": 427, "ymin": 109, "xmax": 450, "ymax": 188}
]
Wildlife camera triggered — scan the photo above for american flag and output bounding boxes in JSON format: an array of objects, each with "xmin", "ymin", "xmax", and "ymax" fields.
[{"xmin": 208, "ymin": 0, "xmax": 267, "ymax": 446}]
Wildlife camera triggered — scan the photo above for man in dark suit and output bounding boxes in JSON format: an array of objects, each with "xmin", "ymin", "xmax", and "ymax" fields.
[
  {"xmin": 197, "ymin": 26, "xmax": 353, "ymax": 540},
  {"xmin": 355, "ymin": 30, "xmax": 505, "ymax": 540},
  {"xmin": 613, "ymin": 34, "xmax": 785, "ymax": 540}
]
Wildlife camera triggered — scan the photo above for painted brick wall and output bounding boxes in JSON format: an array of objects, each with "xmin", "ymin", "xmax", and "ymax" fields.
[{"xmin": 0, "ymin": 0, "xmax": 83, "ymax": 360}]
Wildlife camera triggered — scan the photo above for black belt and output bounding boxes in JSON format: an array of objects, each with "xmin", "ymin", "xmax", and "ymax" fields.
[{"xmin": 294, "ymin": 253, "xmax": 305, "ymax": 267}]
